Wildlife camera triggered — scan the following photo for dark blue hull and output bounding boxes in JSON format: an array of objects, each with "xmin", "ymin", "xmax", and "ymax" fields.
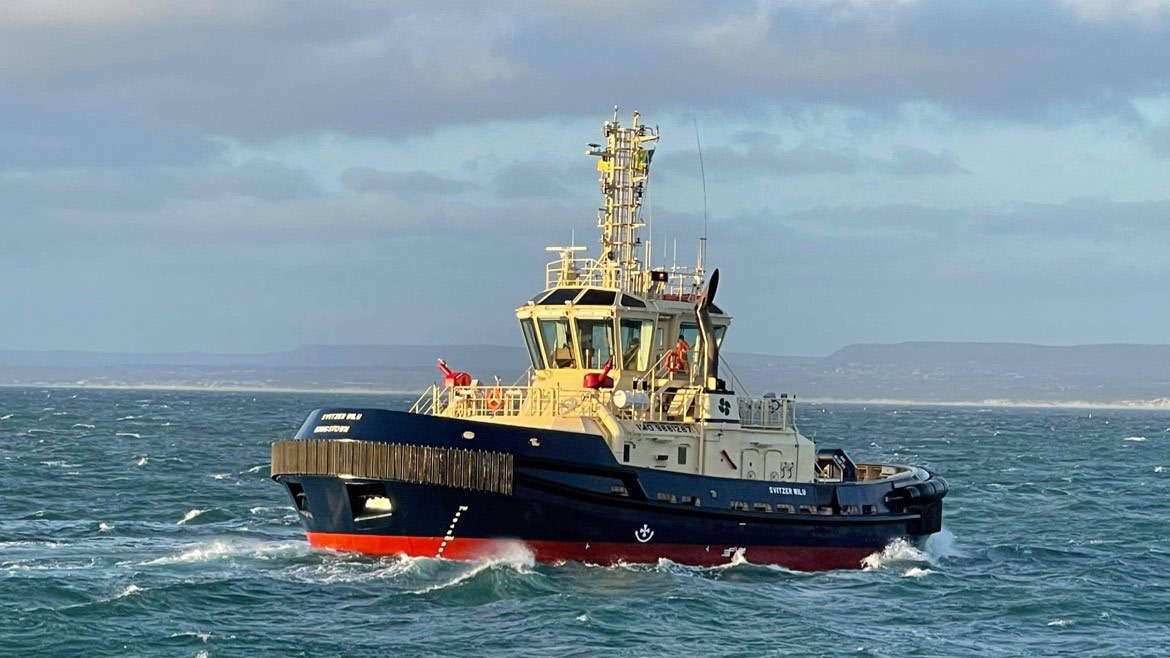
[{"xmin": 272, "ymin": 408, "xmax": 947, "ymax": 570}]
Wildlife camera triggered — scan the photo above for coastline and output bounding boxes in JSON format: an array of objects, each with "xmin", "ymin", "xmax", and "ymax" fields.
[{"xmin": 5, "ymin": 382, "xmax": 1170, "ymax": 411}]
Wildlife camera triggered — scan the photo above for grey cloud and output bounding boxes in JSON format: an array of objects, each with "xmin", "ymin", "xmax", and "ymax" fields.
[
  {"xmin": 886, "ymin": 147, "xmax": 968, "ymax": 176},
  {"xmin": 489, "ymin": 157, "xmax": 596, "ymax": 199},
  {"xmin": 0, "ymin": 0, "xmax": 1167, "ymax": 153},
  {"xmin": 0, "ymin": 158, "xmax": 320, "ymax": 215},
  {"xmin": 1147, "ymin": 123, "xmax": 1170, "ymax": 156},
  {"xmin": 658, "ymin": 141, "xmax": 967, "ymax": 178},
  {"xmin": 340, "ymin": 167, "xmax": 475, "ymax": 195}
]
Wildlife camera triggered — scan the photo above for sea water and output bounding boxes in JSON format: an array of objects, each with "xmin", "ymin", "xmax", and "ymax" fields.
[{"xmin": 1, "ymin": 387, "xmax": 1167, "ymax": 657}]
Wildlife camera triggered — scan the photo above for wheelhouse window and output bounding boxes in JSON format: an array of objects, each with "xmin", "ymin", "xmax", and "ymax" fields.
[
  {"xmin": 678, "ymin": 323, "xmax": 701, "ymax": 373},
  {"xmin": 619, "ymin": 318, "xmax": 654, "ymax": 370},
  {"xmin": 539, "ymin": 318, "xmax": 576, "ymax": 368},
  {"xmin": 520, "ymin": 319, "xmax": 545, "ymax": 369},
  {"xmin": 714, "ymin": 324, "xmax": 728, "ymax": 347},
  {"xmin": 576, "ymin": 318, "xmax": 614, "ymax": 369}
]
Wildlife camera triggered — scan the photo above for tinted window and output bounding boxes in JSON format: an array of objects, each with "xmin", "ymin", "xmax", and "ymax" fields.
[
  {"xmin": 540, "ymin": 288, "xmax": 582, "ymax": 305},
  {"xmin": 576, "ymin": 318, "xmax": 614, "ymax": 369},
  {"xmin": 577, "ymin": 289, "xmax": 616, "ymax": 305},
  {"xmin": 539, "ymin": 318, "xmax": 576, "ymax": 368},
  {"xmin": 621, "ymin": 294, "xmax": 647, "ymax": 308},
  {"xmin": 520, "ymin": 319, "xmax": 545, "ymax": 369},
  {"xmin": 619, "ymin": 318, "xmax": 654, "ymax": 370}
]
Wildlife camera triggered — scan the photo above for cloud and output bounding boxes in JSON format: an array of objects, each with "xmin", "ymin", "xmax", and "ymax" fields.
[
  {"xmin": 340, "ymin": 167, "xmax": 475, "ymax": 195},
  {"xmin": 1057, "ymin": 0, "xmax": 1170, "ymax": 23},
  {"xmin": 488, "ymin": 157, "xmax": 597, "ymax": 199},
  {"xmin": 1147, "ymin": 122, "xmax": 1170, "ymax": 155},
  {"xmin": 1, "ymin": 0, "xmax": 1168, "ymax": 154},
  {"xmin": 658, "ymin": 140, "xmax": 967, "ymax": 178}
]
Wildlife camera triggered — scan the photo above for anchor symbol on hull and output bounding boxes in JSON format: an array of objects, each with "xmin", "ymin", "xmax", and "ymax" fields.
[{"xmin": 634, "ymin": 524, "xmax": 654, "ymax": 543}]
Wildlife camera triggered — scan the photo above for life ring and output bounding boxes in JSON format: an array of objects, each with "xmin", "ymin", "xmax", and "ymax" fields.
[
  {"xmin": 485, "ymin": 388, "xmax": 504, "ymax": 412},
  {"xmin": 665, "ymin": 349, "xmax": 686, "ymax": 374}
]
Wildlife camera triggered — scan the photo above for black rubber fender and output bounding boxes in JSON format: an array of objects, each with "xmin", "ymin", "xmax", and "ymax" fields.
[{"xmin": 887, "ymin": 475, "xmax": 948, "ymax": 507}]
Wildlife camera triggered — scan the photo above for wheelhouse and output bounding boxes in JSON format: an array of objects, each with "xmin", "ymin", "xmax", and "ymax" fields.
[{"xmin": 517, "ymin": 286, "xmax": 729, "ymax": 387}]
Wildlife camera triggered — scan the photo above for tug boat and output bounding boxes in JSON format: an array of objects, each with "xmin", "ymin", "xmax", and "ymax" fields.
[{"xmin": 271, "ymin": 109, "xmax": 947, "ymax": 570}]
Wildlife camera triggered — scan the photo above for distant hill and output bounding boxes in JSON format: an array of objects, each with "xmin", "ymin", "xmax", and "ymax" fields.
[{"xmin": 3, "ymin": 342, "xmax": 1170, "ymax": 406}]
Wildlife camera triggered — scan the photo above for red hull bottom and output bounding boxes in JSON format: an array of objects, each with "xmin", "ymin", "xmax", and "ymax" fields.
[{"xmin": 306, "ymin": 532, "xmax": 877, "ymax": 571}]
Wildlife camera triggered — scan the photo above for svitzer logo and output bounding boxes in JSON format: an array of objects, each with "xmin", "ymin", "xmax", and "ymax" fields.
[
  {"xmin": 634, "ymin": 524, "xmax": 654, "ymax": 543},
  {"xmin": 717, "ymin": 398, "xmax": 731, "ymax": 415}
]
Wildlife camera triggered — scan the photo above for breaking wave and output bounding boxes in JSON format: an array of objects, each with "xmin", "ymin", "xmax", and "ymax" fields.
[{"xmin": 176, "ymin": 509, "xmax": 206, "ymax": 525}]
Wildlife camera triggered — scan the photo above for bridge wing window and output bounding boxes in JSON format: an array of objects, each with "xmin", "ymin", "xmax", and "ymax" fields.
[
  {"xmin": 520, "ymin": 319, "xmax": 545, "ymax": 369},
  {"xmin": 619, "ymin": 318, "xmax": 654, "ymax": 370},
  {"xmin": 539, "ymin": 318, "xmax": 576, "ymax": 368},
  {"xmin": 715, "ymin": 324, "xmax": 727, "ymax": 347},
  {"xmin": 576, "ymin": 318, "xmax": 614, "ymax": 369},
  {"xmin": 678, "ymin": 323, "xmax": 701, "ymax": 373}
]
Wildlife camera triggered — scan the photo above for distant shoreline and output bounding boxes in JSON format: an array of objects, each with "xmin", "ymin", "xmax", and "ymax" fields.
[{"xmin": 5, "ymin": 382, "xmax": 1170, "ymax": 411}]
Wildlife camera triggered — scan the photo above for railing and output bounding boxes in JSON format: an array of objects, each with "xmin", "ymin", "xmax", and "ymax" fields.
[
  {"xmin": 737, "ymin": 395, "xmax": 794, "ymax": 430},
  {"xmin": 543, "ymin": 257, "xmax": 705, "ymax": 300},
  {"xmin": 411, "ymin": 384, "xmax": 601, "ymax": 420},
  {"xmin": 411, "ymin": 380, "xmax": 799, "ymax": 431}
]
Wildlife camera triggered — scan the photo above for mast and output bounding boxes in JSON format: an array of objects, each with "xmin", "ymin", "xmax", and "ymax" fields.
[{"xmin": 587, "ymin": 107, "xmax": 659, "ymax": 293}]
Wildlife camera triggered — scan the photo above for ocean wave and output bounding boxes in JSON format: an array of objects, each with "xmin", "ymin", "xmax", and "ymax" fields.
[
  {"xmin": 99, "ymin": 522, "xmax": 114, "ymax": 533},
  {"xmin": 115, "ymin": 584, "xmax": 142, "ymax": 599},
  {"xmin": 169, "ymin": 631, "xmax": 212, "ymax": 643},
  {"xmin": 1046, "ymin": 619, "xmax": 1074, "ymax": 627},
  {"xmin": 116, "ymin": 415, "xmax": 140, "ymax": 421},
  {"xmin": 0, "ymin": 413, "xmax": 13, "ymax": 420},
  {"xmin": 71, "ymin": 423, "xmax": 95, "ymax": 429},
  {"xmin": 136, "ymin": 456, "xmax": 148, "ymax": 466},
  {"xmin": 1123, "ymin": 436, "xmax": 1147, "ymax": 442},
  {"xmin": 862, "ymin": 538, "xmax": 931, "ymax": 570},
  {"xmin": 143, "ymin": 539, "xmax": 306, "ymax": 565},
  {"xmin": 903, "ymin": 567, "xmax": 934, "ymax": 578},
  {"xmin": 115, "ymin": 432, "xmax": 142, "ymax": 438},
  {"xmin": 409, "ymin": 545, "xmax": 536, "ymax": 594},
  {"xmin": 177, "ymin": 509, "xmax": 206, "ymax": 525}
]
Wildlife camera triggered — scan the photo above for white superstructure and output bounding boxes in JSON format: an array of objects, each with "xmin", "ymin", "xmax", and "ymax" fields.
[{"xmin": 412, "ymin": 110, "xmax": 829, "ymax": 485}]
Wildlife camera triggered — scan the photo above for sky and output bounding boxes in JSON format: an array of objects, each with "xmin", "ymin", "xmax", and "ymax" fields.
[{"xmin": 2, "ymin": 0, "xmax": 1170, "ymax": 357}]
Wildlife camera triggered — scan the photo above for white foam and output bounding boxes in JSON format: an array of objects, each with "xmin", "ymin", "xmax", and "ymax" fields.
[
  {"xmin": 1156, "ymin": 466, "xmax": 1165, "ymax": 473},
  {"xmin": 99, "ymin": 522, "xmax": 113, "ymax": 533},
  {"xmin": 903, "ymin": 567, "xmax": 934, "ymax": 578},
  {"xmin": 924, "ymin": 528, "xmax": 963, "ymax": 560},
  {"xmin": 116, "ymin": 415, "xmax": 139, "ymax": 421},
  {"xmin": 245, "ymin": 464, "xmax": 266, "ymax": 474},
  {"xmin": 248, "ymin": 506, "xmax": 284, "ymax": 515},
  {"xmin": 210, "ymin": 473, "xmax": 230, "ymax": 480},
  {"xmin": 0, "ymin": 414, "xmax": 12, "ymax": 420},
  {"xmin": 71, "ymin": 423, "xmax": 95, "ymax": 429},
  {"xmin": 136, "ymin": 456, "xmax": 148, "ymax": 466},
  {"xmin": 116, "ymin": 432, "xmax": 142, "ymax": 439},
  {"xmin": 409, "ymin": 544, "xmax": 535, "ymax": 594},
  {"xmin": 177, "ymin": 509, "xmax": 206, "ymax": 525},
  {"xmin": 143, "ymin": 539, "xmax": 304, "ymax": 565},
  {"xmin": 116, "ymin": 584, "xmax": 142, "ymax": 599},
  {"xmin": 576, "ymin": 614, "xmax": 589, "ymax": 622},
  {"xmin": 1047, "ymin": 619, "xmax": 1074, "ymax": 627},
  {"xmin": 1123, "ymin": 436, "xmax": 1147, "ymax": 442},
  {"xmin": 169, "ymin": 631, "xmax": 211, "ymax": 643},
  {"xmin": 862, "ymin": 538, "xmax": 930, "ymax": 570}
]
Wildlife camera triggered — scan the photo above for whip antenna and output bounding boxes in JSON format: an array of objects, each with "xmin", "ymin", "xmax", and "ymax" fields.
[{"xmin": 693, "ymin": 116, "xmax": 708, "ymax": 279}]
